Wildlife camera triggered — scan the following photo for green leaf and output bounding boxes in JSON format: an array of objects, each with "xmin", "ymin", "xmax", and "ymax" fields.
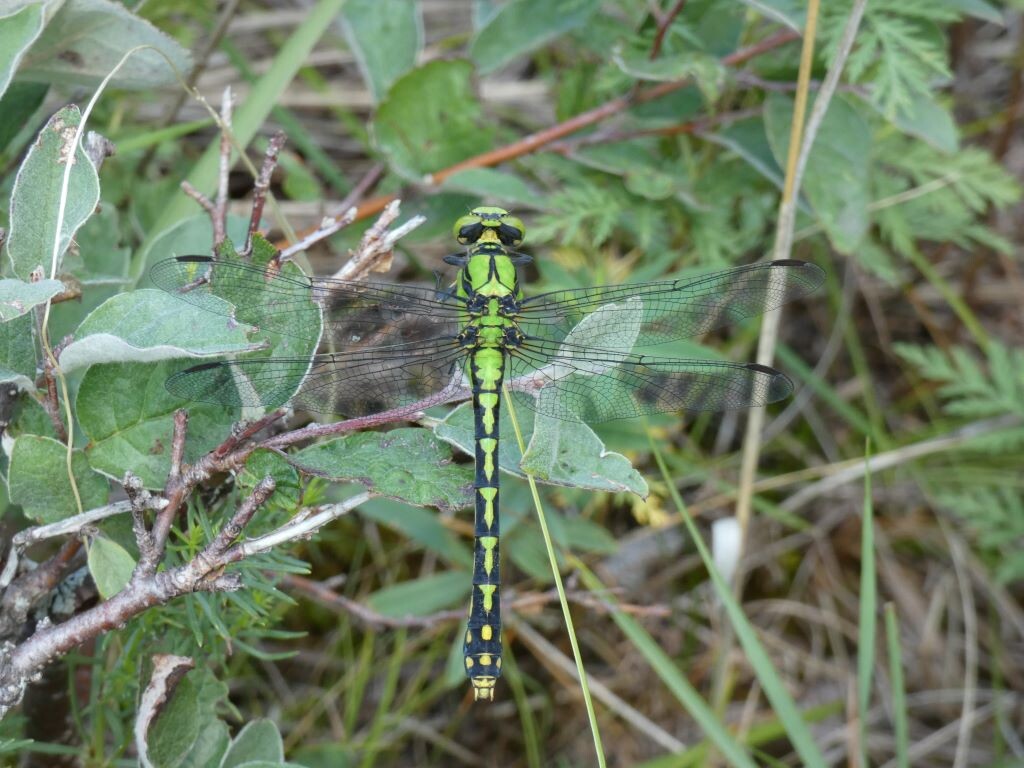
[
  {"xmin": 707, "ymin": 117, "xmax": 785, "ymax": 189},
  {"xmin": 5, "ymin": 105, "xmax": 101, "ymax": 280},
  {"xmin": 87, "ymin": 536, "xmax": 136, "ymax": 599},
  {"xmin": 0, "ymin": 312, "xmax": 37, "ymax": 389},
  {"xmin": 198, "ymin": 235, "xmax": 322, "ymax": 407},
  {"xmin": 366, "ymin": 571, "xmax": 470, "ymax": 618},
  {"xmin": 890, "ymin": 92, "xmax": 959, "ymax": 154},
  {"xmin": 237, "ymin": 449, "xmax": 302, "ymax": 511},
  {"xmin": 136, "ymin": 213, "xmax": 253, "ymax": 284},
  {"xmin": 0, "ymin": 2, "xmax": 45, "ymax": 101},
  {"xmin": 434, "ymin": 397, "xmax": 647, "ymax": 496},
  {"xmin": 339, "ymin": 0, "xmax": 422, "ymax": 102},
  {"xmin": 737, "ymin": 0, "xmax": 805, "ymax": 30},
  {"xmin": 372, "ymin": 59, "xmax": 493, "ymax": 179},
  {"xmin": 290, "ymin": 428, "xmax": 474, "ymax": 513},
  {"xmin": 147, "ymin": 668, "xmax": 228, "ymax": 768},
  {"xmin": 220, "ymin": 719, "xmax": 283, "ymax": 768},
  {"xmin": 18, "ymin": 0, "xmax": 192, "ymax": 90},
  {"xmin": 520, "ymin": 411, "xmax": 648, "ymax": 497},
  {"xmin": 7, "ymin": 434, "xmax": 109, "ymax": 523},
  {"xmin": 612, "ymin": 45, "xmax": 726, "ymax": 103},
  {"xmin": 65, "ymin": 200, "xmax": 131, "ymax": 284},
  {"xmin": 77, "ymin": 361, "xmax": 237, "ymax": 489},
  {"xmin": 469, "ymin": 0, "xmax": 601, "ymax": 74},
  {"xmin": 765, "ymin": 93, "xmax": 871, "ymax": 253},
  {"xmin": 440, "ymin": 168, "xmax": 545, "ymax": 209},
  {"xmin": 174, "ymin": 720, "xmax": 229, "ymax": 768},
  {"xmin": 57, "ymin": 289, "xmax": 259, "ymax": 372}
]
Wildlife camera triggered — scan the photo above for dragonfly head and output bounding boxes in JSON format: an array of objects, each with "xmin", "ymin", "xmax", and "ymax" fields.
[{"xmin": 454, "ymin": 206, "xmax": 525, "ymax": 247}]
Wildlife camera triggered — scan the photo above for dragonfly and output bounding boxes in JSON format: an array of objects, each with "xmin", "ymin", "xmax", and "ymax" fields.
[{"xmin": 151, "ymin": 206, "xmax": 824, "ymax": 701}]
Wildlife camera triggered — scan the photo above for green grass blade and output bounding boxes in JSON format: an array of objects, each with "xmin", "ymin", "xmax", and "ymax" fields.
[
  {"xmin": 857, "ymin": 445, "xmax": 877, "ymax": 768},
  {"xmin": 885, "ymin": 604, "xmax": 910, "ymax": 768},
  {"xmin": 502, "ymin": 647, "xmax": 543, "ymax": 768},
  {"xmin": 573, "ymin": 559, "xmax": 757, "ymax": 768},
  {"xmin": 149, "ymin": 0, "xmax": 349, "ymax": 236},
  {"xmin": 504, "ymin": 386, "xmax": 607, "ymax": 768},
  {"xmin": 220, "ymin": 37, "xmax": 352, "ymax": 195},
  {"xmin": 650, "ymin": 436, "xmax": 829, "ymax": 766}
]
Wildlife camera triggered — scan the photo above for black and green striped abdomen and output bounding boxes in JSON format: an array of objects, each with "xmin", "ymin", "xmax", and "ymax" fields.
[{"xmin": 463, "ymin": 346, "xmax": 504, "ymax": 701}]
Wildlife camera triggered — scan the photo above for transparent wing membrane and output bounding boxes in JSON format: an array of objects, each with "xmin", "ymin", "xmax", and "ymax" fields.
[
  {"xmin": 166, "ymin": 340, "xmax": 466, "ymax": 417},
  {"xmin": 518, "ymin": 260, "xmax": 825, "ymax": 347},
  {"xmin": 150, "ymin": 255, "xmax": 463, "ymax": 344},
  {"xmin": 154, "ymin": 256, "xmax": 814, "ymax": 422},
  {"xmin": 508, "ymin": 340, "xmax": 792, "ymax": 423}
]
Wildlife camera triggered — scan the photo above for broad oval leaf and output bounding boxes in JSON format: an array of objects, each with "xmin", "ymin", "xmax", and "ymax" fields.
[
  {"xmin": 0, "ymin": 277, "xmax": 63, "ymax": 320},
  {"xmin": 76, "ymin": 361, "xmax": 237, "ymax": 489},
  {"xmin": 219, "ymin": 720, "xmax": 283, "ymax": 768},
  {"xmin": 290, "ymin": 428, "xmax": 474, "ymax": 513},
  {"xmin": 8, "ymin": 434, "xmax": 109, "ymax": 524},
  {"xmin": 0, "ymin": 313, "xmax": 37, "ymax": 389},
  {"xmin": 339, "ymin": 0, "xmax": 422, "ymax": 102},
  {"xmin": 765, "ymin": 93, "xmax": 872, "ymax": 254},
  {"xmin": 58, "ymin": 289, "xmax": 259, "ymax": 372},
  {"xmin": 469, "ymin": 0, "xmax": 601, "ymax": 74},
  {"xmin": 19, "ymin": 0, "xmax": 192, "ymax": 90},
  {"xmin": 87, "ymin": 536, "xmax": 136, "ymax": 599},
  {"xmin": 6, "ymin": 105, "xmax": 100, "ymax": 280},
  {"xmin": 372, "ymin": 59, "xmax": 492, "ymax": 180},
  {"xmin": 0, "ymin": 2, "xmax": 45, "ymax": 101}
]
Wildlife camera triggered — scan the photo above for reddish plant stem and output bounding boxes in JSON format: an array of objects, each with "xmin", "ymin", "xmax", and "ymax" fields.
[
  {"xmin": 325, "ymin": 30, "xmax": 800, "ymax": 226},
  {"xmin": 650, "ymin": 0, "xmax": 689, "ymax": 60}
]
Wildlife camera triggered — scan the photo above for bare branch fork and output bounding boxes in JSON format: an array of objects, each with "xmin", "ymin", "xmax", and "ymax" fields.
[{"xmin": 0, "ymin": 122, "xmax": 434, "ymax": 715}]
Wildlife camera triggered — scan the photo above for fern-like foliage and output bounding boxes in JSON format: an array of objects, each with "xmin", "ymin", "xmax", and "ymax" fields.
[
  {"xmin": 895, "ymin": 341, "xmax": 1024, "ymax": 419},
  {"xmin": 820, "ymin": 0, "xmax": 958, "ymax": 117},
  {"xmin": 932, "ymin": 487, "xmax": 1024, "ymax": 583},
  {"xmin": 874, "ymin": 137, "xmax": 1021, "ymax": 258}
]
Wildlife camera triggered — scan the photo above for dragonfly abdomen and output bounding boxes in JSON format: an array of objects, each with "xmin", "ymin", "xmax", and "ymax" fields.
[{"xmin": 464, "ymin": 346, "xmax": 505, "ymax": 701}]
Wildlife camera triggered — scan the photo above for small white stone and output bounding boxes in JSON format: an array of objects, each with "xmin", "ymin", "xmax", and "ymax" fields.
[{"xmin": 711, "ymin": 516, "xmax": 742, "ymax": 587}]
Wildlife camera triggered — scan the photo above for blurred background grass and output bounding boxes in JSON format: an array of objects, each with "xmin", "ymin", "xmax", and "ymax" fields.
[{"xmin": 1, "ymin": 0, "xmax": 1022, "ymax": 766}]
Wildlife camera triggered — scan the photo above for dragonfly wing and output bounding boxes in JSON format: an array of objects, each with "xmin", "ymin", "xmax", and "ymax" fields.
[
  {"xmin": 150, "ymin": 255, "xmax": 463, "ymax": 344},
  {"xmin": 166, "ymin": 339, "xmax": 467, "ymax": 418},
  {"xmin": 507, "ymin": 341, "xmax": 792, "ymax": 423},
  {"xmin": 517, "ymin": 260, "xmax": 824, "ymax": 347}
]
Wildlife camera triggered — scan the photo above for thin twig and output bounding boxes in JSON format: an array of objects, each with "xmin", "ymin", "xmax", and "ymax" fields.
[
  {"xmin": 245, "ymin": 132, "xmax": 287, "ymax": 254},
  {"xmin": 650, "ymin": 0, "xmax": 688, "ymax": 60},
  {"xmin": 278, "ymin": 207, "xmax": 356, "ymax": 262},
  {"xmin": 169, "ymin": 409, "xmax": 188, "ymax": 481},
  {"xmin": 135, "ymin": 0, "xmax": 243, "ymax": 176},
  {"xmin": 226, "ymin": 492, "xmax": 371, "ymax": 561},
  {"xmin": 735, "ymin": 0, "xmax": 842, "ymax": 538},
  {"xmin": 207, "ymin": 477, "xmax": 276, "ymax": 559},
  {"xmin": 180, "ymin": 180, "xmax": 217, "ymax": 218},
  {"xmin": 213, "ymin": 86, "xmax": 233, "ymax": 244}
]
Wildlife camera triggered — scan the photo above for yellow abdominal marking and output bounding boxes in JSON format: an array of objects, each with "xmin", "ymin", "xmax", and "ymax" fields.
[
  {"xmin": 479, "ymin": 654, "xmax": 492, "ymax": 666},
  {"xmin": 480, "ymin": 536, "xmax": 497, "ymax": 574},
  {"xmin": 478, "ymin": 392, "xmax": 499, "ymax": 433},
  {"xmin": 478, "ymin": 488, "xmax": 496, "ymax": 529},
  {"xmin": 481, "ymin": 624, "xmax": 493, "ymax": 641},
  {"xmin": 478, "ymin": 584, "xmax": 497, "ymax": 613},
  {"xmin": 479, "ymin": 439, "xmax": 497, "ymax": 481}
]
